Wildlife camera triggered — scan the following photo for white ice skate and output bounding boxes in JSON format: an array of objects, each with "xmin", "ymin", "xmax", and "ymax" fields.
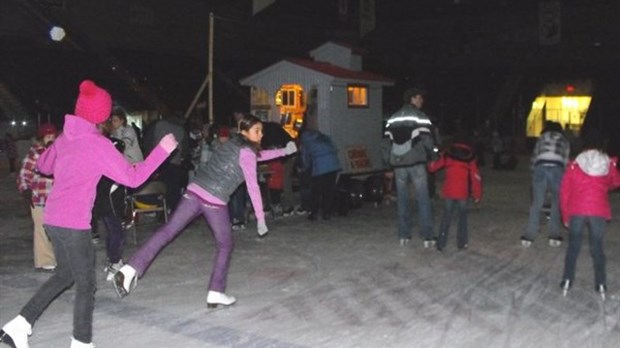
[
  {"xmin": 112, "ymin": 265, "xmax": 137, "ymax": 298},
  {"xmin": 596, "ymin": 284, "xmax": 607, "ymax": 301},
  {"xmin": 561, "ymin": 279, "xmax": 571, "ymax": 297},
  {"xmin": 206, "ymin": 291, "xmax": 236, "ymax": 308},
  {"xmin": 0, "ymin": 315, "xmax": 32, "ymax": 348}
]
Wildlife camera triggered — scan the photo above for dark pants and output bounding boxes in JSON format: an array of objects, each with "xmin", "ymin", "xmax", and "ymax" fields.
[
  {"xmin": 20, "ymin": 225, "xmax": 96, "ymax": 343},
  {"xmin": 562, "ymin": 216, "xmax": 607, "ymax": 287},
  {"xmin": 228, "ymin": 184, "xmax": 247, "ymax": 223},
  {"xmin": 159, "ymin": 163, "xmax": 188, "ymax": 213},
  {"xmin": 310, "ymin": 171, "xmax": 338, "ymax": 216},
  {"xmin": 102, "ymin": 214, "xmax": 125, "ymax": 263}
]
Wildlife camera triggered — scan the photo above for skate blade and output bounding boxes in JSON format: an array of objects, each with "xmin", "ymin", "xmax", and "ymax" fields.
[
  {"xmin": 0, "ymin": 330, "xmax": 17, "ymax": 348},
  {"xmin": 207, "ymin": 302, "xmax": 235, "ymax": 310}
]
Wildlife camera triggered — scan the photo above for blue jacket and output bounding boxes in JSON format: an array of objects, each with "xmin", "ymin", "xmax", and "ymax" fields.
[{"xmin": 300, "ymin": 130, "xmax": 341, "ymax": 177}]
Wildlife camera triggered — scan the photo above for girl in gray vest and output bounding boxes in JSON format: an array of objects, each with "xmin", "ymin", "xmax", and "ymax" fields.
[{"xmin": 112, "ymin": 114, "xmax": 297, "ymax": 308}]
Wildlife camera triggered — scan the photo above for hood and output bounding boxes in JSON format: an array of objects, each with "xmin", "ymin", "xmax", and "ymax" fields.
[
  {"xmin": 62, "ymin": 114, "xmax": 100, "ymax": 140},
  {"xmin": 575, "ymin": 149, "xmax": 610, "ymax": 176},
  {"xmin": 447, "ymin": 143, "xmax": 475, "ymax": 162}
]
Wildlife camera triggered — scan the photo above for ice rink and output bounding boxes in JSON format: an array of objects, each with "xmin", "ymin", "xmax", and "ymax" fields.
[{"xmin": 1, "ymin": 158, "xmax": 619, "ymax": 348}]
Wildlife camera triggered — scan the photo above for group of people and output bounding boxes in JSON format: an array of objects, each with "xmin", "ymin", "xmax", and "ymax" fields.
[
  {"xmin": 383, "ymin": 86, "xmax": 620, "ymax": 302},
  {"xmin": 521, "ymin": 120, "xmax": 620, "ymax": 298},
  {"xmin": 0, "ymin": 80, "xmax": 300, "ymax": 348},
  {"xmin": 1, "ymin": 80, "xmax": 619, "ymax": 348}
]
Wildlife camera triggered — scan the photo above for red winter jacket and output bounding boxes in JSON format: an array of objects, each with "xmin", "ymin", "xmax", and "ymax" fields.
[
  {"xmin": 428, "ymin": 143, "xmax": 482, "ymax": 201},
  {"xmin": 560, "ymin": 150, "xmax": 620, "ymax": 225}
]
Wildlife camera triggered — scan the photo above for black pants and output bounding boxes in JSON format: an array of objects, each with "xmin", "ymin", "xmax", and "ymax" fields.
[{"xmin": 310, "ymin": 171, "xmax": 338, "ymax": 216}]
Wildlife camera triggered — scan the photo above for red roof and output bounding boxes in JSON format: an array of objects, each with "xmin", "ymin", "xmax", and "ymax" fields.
[{"xmin": 285, "ymin": 58, "xmax": 393, "ymax": 84}]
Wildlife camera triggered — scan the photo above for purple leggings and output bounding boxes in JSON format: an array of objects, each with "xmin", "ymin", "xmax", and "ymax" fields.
[{"xmin": 128, "ymin": 193, "xmax": 233, "ymax": 292}]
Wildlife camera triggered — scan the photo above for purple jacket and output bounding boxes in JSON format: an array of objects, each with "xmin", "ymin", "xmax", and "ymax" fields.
[{"xmin": 37, "ymin": 115, "xmax": 170, "ymax": 229}]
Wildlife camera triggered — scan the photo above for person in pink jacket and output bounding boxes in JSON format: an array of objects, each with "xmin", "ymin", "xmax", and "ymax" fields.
[
  {"xmin": 0, "ymin": 80, "xmax": 177, "ymax": 348},
  {"xmin": 559, "ymin": 132, "xmax": 620, "ymax": 299}
]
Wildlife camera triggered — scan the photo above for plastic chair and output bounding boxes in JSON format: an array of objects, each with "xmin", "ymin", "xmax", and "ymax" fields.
[{"xmin": 127, "ymin": 181, "xmax": 168, "ymax": 244}]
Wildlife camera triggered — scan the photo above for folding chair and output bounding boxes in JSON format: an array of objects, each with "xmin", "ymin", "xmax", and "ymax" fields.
[{"xmin": 127, "ymin": 181, "xmax": 168, "ymax": 244}]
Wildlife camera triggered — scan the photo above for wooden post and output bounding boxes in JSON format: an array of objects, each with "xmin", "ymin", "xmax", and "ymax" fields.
[{"xmin": 184, "ymin": 13, "xmax": 214, "ymax": 122}]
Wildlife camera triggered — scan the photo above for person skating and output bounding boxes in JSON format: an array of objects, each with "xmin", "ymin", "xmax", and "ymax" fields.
[
  {"xmin": 522, "ymin": 121, "xmax": 570, "ymax": 248},
  {"xmin": 0, "ymin": 80, "xmax": 177, "ymax": 348},
  {"xmin": 559, "ymin": 131, "xmax": 620, "ymax": 299},
  {"xmin": 428, "ymin": 140, "xmax": 482, "ymax": 251},
  {"xmin": 384, "ymin": 87, "xmax": 438, "ymax": 247},
  {"xmin": 16, "ymin": 123, "xmax": 58, "ymax": 272},
  {"xmin": 112, "ymin": 114, "xmax": 297, "ymax": 308}
]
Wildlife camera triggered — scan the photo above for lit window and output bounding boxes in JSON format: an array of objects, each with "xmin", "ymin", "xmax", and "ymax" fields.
[{"xmin": 347, "ymin": 85, "xmax": 368, "ymax": 107}]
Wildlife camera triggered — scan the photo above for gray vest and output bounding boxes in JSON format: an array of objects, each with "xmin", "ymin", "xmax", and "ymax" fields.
[{"xmin": 191, "ymin": 136, "xmax": 251, "ymax": 203}]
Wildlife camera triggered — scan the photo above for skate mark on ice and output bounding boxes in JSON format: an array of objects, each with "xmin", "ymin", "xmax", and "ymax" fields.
[{"xmin": 96, "ymin": 296, "xmax": 306, "ymax": 348}]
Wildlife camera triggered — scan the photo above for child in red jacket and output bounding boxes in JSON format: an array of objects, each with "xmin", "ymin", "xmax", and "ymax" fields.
[
  {"xmin": 429, "ymin": 141, "xmax": 482, "ymax": 251},
  {"xmin": 559, "ymin": 133, "xmax": 620, "ymax": 299}
]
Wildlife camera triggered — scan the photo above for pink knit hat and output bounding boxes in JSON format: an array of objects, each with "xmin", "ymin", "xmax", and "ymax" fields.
[{"xmin": 74, "ymin": 80, "xmax": 112, "ymax": 124}]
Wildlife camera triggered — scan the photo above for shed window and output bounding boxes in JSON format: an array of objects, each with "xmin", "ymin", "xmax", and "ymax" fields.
[{"xmin": 347, "ymin": 85, "xmax": 368, "ymax": 107}]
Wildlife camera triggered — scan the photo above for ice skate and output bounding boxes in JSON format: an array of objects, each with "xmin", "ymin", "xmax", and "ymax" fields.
[
  {"xmin": 70, "ymin": 337, "xmax": 95, "ymax": 348},
  {"xmin": 596, "ymin": 284, "xmax": 607, "ymax": 301},
  {"xmin": 560, "ymin": 279, "xmax": 571, "ymax": 297},
  {"xmin": 548, "ymin": 237, "xmax": 563, "ymax": 247},
  {"xmin": 520, "ymin": 237, "xmax": 532, "ymax": 248},
  {"xmin": 399, "ymin": 238, "xmax": 410, "ymax": 246},
  {"xmin": 206, "ymin": 291, "xmax": 236, "ymax": 308},
  {"xmin": 423, "ymin": 238, "xmax": 436, "ymax": 248},
  {"xmin": 104, "ymin": 260, "xmax": 124, "ymax": 282},
  {"xmin": 0, "ymin": 315, "xmax": 32, "ymax": 348},
  {"xmin": 112, "ymin": 265, "xmax": 137, "ymax": 298}
]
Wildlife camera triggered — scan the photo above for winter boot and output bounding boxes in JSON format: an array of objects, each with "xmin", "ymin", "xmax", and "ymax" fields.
[
  {"xmin": 0, "ymin": 315, "xmax": 32, "ymax": 348},
  {"xmin": 112, "ymin": 265, "xmax": 137, "ymax": 298},
  {"xmin": 70, "ymin": 337, "xmax": 95, "ymax": 348},
  {"xmin": 206, "ymin": 291, "xmax": 236, "ymax": 308}
]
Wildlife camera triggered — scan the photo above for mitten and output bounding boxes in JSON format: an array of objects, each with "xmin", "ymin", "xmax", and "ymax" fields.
[{"xmin": 284, "ymin": 141, "xmax": 297, "ymax": 155}]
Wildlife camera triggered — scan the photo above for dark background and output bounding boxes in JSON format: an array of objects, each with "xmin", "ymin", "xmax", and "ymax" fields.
[{"xmin": 1, "ymin": 0, "xmax": 618, "ymax": 149}]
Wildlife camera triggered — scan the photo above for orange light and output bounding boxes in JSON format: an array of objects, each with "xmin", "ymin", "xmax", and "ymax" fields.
[{"xmin": 566, "ymin": 84, "xmax": 575, "ymax": 93}]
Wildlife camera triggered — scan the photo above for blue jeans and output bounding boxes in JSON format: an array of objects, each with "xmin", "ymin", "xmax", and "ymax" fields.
[
  {"xmin": 128, "ymin": 193, "xmax": 233, "ymax": 292},
  {"xmin": 562, "ymin": 216, "xmax": 607, "ymax": 286},
  {"xmin": 394, "ymin": 164, "xmax": 433, "ymax": 240},
  {"xmin": 21, "ymin": 225, "xmax": 96, "ymax": 343},
  {"xmin": 437, "ymin": 199, "xmax": 469, "ymax": 249},
  {"xmin": 525, "ymin": 164, "xmax": 564, "ymax": 239}
]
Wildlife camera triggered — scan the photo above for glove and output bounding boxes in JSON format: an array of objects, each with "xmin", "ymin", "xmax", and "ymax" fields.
[
  {"xmin": 158, "ymin": 134, "xmax": 178, "ymax": 153},
  {"xmin": 284, "ymin": 141, "xmax": 297, "ymax": 155},
  {"xmin": 22, "ymin": 189, "xmax": 33, "ymax": 208},
  {"xmin": 257, "ymin": 220, "xmax": 269, "ymax": 237}
]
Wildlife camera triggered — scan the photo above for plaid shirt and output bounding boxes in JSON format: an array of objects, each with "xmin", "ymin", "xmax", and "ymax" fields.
[{"xmin": 17, "ymin": 143, "xmax": 54, "ymax": 206}]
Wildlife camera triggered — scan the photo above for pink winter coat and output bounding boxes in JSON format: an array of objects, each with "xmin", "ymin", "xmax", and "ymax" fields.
[
  {"xmin": 37, "ymin": 115, "xmax": 171, "ymax": 230},
  {"xmin": 559, "ymin": 149, "xmax": 620, "ymax": 225}
]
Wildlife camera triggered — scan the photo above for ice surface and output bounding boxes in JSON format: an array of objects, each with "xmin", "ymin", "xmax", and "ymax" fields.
[{"xmin": 1, "ymin": 158, "xmax": 619, "ymax": 348}]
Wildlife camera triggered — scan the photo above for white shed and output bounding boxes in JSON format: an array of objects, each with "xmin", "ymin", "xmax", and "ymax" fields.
[{"xmin": 239, "ymin": 41, "xmax": 393, "ymax": 175}]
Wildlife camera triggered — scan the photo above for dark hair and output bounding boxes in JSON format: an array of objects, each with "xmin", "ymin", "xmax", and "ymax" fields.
[
  {"xmin": 237, "ymin": 114, "xmax": 262, "ymax": 150},
  {"xmin": 542, "ymin": 121, "xmax": 563, "ymax": 133},
  {"xmin": 111, "ymin": 108, "xmax": 127, "ymax": 126},
  {"xmin": 403, "ymin": 87, "xmax": 426, "ymax": 104},
  {"xmin": 238, "ymin": 114, "xmax": 261, "ymax": 132}
]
